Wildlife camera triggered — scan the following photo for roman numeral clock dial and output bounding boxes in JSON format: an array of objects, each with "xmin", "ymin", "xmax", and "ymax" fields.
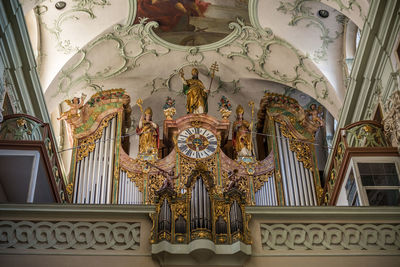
[{"xmin": 176, "ymin": 127, "xmax": 218, "ymax": 159}]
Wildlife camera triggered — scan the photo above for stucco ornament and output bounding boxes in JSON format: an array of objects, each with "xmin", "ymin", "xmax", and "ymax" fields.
[
  {"xmin": 261, "ymin": 223, "xmax": 400, "ymax": 251},
  {"xmin": 383, "ymin": 90, "xmax": 400, "ymax": 153},
  {"xmin": 0, "ymin": 221, "xmax": 140, "ymax": 250}
]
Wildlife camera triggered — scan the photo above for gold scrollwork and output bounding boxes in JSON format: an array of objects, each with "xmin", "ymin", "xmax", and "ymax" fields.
[
  {"xmin": 125, "ymin": 170, "xmax": 145, "ymax": 192},
  {"xmin": 253, "ymin": 173, "xmax": 271, "ymax": 193},
  {"xmin": 214, "ymin": 201, "xmax": 228, "ymax": 221},
  {"xmin": 191, "ymin": 120, "xmax": 202, "ymax": 128},
  {"xmin": 280, "ymin": 125, "xmax": 313, "ymax": 169},
  {"xmin": 76, "ymin": 114, "xmax": 116, "ymax": 161},
  {"xmin": 191, "ymin": 229, "xmax": 212, "ymax": 240},
  {"xmin": 178, "ymin": 154, "xmax": 218, "ymax": 193},
  {"xmin": 66, "ymin": 183, "xmax": 74, "ymax": 195},
  {"xmin": 174, "ymin": 201, "xmax": 187, "ymax": 220}
]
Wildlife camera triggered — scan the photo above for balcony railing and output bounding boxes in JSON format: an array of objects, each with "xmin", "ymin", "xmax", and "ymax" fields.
[
  {"xmin": 0, "ymin": 114, "xmax": 70, "ymax": 203},
  {"xmin": 322, "ymin": 120, "xmax": 392, "ymax": 205}
]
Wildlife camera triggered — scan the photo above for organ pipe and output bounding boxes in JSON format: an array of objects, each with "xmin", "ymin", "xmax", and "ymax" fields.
[
  {"xmin": 274, "ymin": 122, "xmax": 317, "ymax": 206},
  {"xmin": 254, "ymin": 174, "xmax": 277, "ymax": 206},
  {"xmin": 72, "ymin": 117, "xmax": 122, "ymax": 204},
  {"xmin": 116, "ymin": 170, "xmax": 143, "ymax": 204}
]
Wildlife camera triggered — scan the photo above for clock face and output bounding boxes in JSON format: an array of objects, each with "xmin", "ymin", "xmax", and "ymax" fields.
[{"xmin": 177, "ymin": 127, "xmax": 218, "ymax": 159}]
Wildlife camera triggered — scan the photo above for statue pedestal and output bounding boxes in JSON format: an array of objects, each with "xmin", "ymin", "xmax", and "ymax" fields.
[{"xmin": 163, "ymin": 114, "xmax": 230, "ymax": 153}]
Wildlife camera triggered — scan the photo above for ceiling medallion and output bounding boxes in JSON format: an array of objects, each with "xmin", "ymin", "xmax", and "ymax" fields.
[
  {"xmin": 133, "ymin": 0, "xmax": 249, "ymax": 46},
  {"xmin": 55, "ymin": 1, "xmax": 66, "ymax": 10},
  {"xmin": 318, "ymin": 10, "xmax": 329, "ymax": 18}
]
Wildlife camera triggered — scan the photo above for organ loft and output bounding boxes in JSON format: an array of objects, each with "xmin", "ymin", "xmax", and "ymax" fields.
[
  {"xmin": 57, "ymin": 65, "xmax": 326, "ymax": 257},
  {"xmin": 1, "ymin": 1, "xmax": 399, "ymax": 266}
]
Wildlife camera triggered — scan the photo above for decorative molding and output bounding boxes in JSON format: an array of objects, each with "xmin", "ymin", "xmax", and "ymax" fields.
[
  {"xmin": 383, "ymin": 90, "xmax": 400, "ymax": 152},
  {"xmin": 365, "ymin": 78, "xmax": 382, "ymax": 119},
  {"xmin": 38, "ymin": 0, "xmax": 111, "ymax": 54},
  {"xmin": 147, "ymin": 64, "xmax": 242, "ymax": 96},
  {"xmin": 52, "ymin": 0, "xmax": 339, "ymax": 117},
  {"xmin": 0, "ymin": 221, "xmax": 140, "ymax": 250},
  {"xmin": 0, "ymin": 70, "xmax": 23, "ymax": 116},
  {"xmin": 261, "ymin": 223, "xmax": 400, "ymax": 252},
  {"xmin": 277, "ymin": 0, "xmax": 344, "ymax": 63},
  {"xmin": 324, "ymin": 0, "xmax": 365, "ymax": 20}
]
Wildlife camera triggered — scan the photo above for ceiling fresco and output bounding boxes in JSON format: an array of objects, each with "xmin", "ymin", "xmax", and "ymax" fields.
[
  {"xmin": 134, "ymin": 0, "xmax": 250, "ymax": 46},
  {"xmin": 20, "ymin": 0, "xmax": 371, "ymax": 127}
]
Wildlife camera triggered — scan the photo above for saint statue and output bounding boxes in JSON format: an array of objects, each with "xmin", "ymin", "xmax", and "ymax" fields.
[
  {"xmin": 180, "ymin": 68, "xmax": 209, "ymax": 114},
  {"xmin": 136, "ymin": 107, "xmax": 159, "ymax": 154},
  {"xmin": 232, "ymin": 105, "xmax": 253, "ymax": 157}
]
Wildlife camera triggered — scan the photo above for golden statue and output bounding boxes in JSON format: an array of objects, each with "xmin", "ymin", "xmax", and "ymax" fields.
[
  {"xmin": 232, "ymin": 105, "xmax": 253, "ymax": 157},
  {"xmin": 180, "ymin": 68, "xmax": 209, "ymax": 114},
  {"xmin": 136, "ymin": 105, "xmax": 159, "ymax": 154}
]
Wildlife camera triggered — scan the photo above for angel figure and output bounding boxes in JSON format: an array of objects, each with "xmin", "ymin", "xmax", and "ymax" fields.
[
  {"xmin": 57, "ymin": 93, "xmax": 87, "ymax": 121},
  {"xmin": 307, "ymin": 104, "xmax": 325, "ymax": 127},
  {"xmin": 148, "ymin": 163, "xmax": 180, "ymax": 191},
  {"xmin": 226, "ymin": 169, "xmax": 242, "ymax": 191}
]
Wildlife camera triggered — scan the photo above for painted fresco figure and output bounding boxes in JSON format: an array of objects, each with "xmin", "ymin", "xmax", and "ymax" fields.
[
  {"xmin": 134, "ymin": 0, "xmax": 210, "ymax": 32},
  {"xmin": 232, "ymin": 105, "xmax": 252, "ymax": 157},
  {"xmin": 180, "ymin": 68, "xmax": 209, "ymax": 114},
  {"xmin": 136, "ymin": 107, "xmax": 159, "ymax": 154}
]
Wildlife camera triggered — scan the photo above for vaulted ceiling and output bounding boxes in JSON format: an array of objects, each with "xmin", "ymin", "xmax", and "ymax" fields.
[{"xmin": 21, "ymin": 0, "xmax": 370, "ymax": 125}]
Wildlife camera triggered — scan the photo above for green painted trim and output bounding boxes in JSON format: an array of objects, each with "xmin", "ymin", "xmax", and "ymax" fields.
[
  {"xmin": 112, "ymin": 112, "xmax": 123, "ymax": 204},
  {"xmin": 323, "ymin": 0, "xmax": 400, "ymax": 179},
  {"xmin": 246, "ymin": 205, "xmax": 400, "ymax": 220},
  {"xmin": 269, "ymin": 119, "xmax": 285, "ymax": 205},
  {"xmin": 74, "ymin": 103, "xmax": 122, "ymax": 134},
  {"xmin": 0, "ymin": 203, "xmax": 156, "ymax": 216},
  {"xmin": 216, "ymin": 151, "xmax": 221, "ymax": 187}
]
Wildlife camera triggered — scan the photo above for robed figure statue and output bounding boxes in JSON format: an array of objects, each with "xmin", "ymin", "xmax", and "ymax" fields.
[
  {"xmin": 232, "ymin": 105, "xmax": 253, "ymax": 157},
  {"xmin": 136, "ymin": 107, "xmax": 159, "ymax": 154},
  {"xmin": 180, "ymin": 68, "xmax": 209, "ymax": 114}
]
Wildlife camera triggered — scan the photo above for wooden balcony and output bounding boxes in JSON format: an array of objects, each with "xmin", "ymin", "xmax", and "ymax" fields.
[{"xmin": 0, "ymin": 114, "xmax": 70, "ymax": 203}]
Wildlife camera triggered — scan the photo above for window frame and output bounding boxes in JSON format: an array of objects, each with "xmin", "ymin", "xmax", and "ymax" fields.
[{"xmin": 351, "ymin": 156, "xmax": 400, "ymax": 206}]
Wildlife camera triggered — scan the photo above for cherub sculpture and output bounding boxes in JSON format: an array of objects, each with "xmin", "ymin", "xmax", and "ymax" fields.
[
  {"xmin": 57, "ymin": 93, "xmax": 87, "ymax": 121},
  {"xmin": 307, "ymin": 104, "xmax": 325, "ymax": 127}
]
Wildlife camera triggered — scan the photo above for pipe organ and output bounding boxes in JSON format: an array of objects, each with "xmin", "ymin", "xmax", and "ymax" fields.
[
  {"xmin": 257, "ymin": 93, "xmax": 323, "ymax": 206},
  {"xmin": 190, "ymin": 178, "xmax": 211, "ymax": 231},
  {"xmin": 62, "ymin": 90, "xmax": 323, "ymax": 209},
  {"xmin": 73, "ymin": 116, "xmax": 117, "ymax": 204},
  {"xmin": 254, "ymin": 174, "xmax": 277, "ymax": 206},
  {"xmin": 58, "ymin": 89, "xmax": 327, "ymax": 254},
  {"xmin": 275, "ymin": 122, "xmax": 317, "ymax": 205},
  {"xmin": 118, "ymin": 169, "xmax": 143, "ymax": 204},
  {"xmin": 64, "ymin": 89, "xmax": 131, "ymax": 204}
]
